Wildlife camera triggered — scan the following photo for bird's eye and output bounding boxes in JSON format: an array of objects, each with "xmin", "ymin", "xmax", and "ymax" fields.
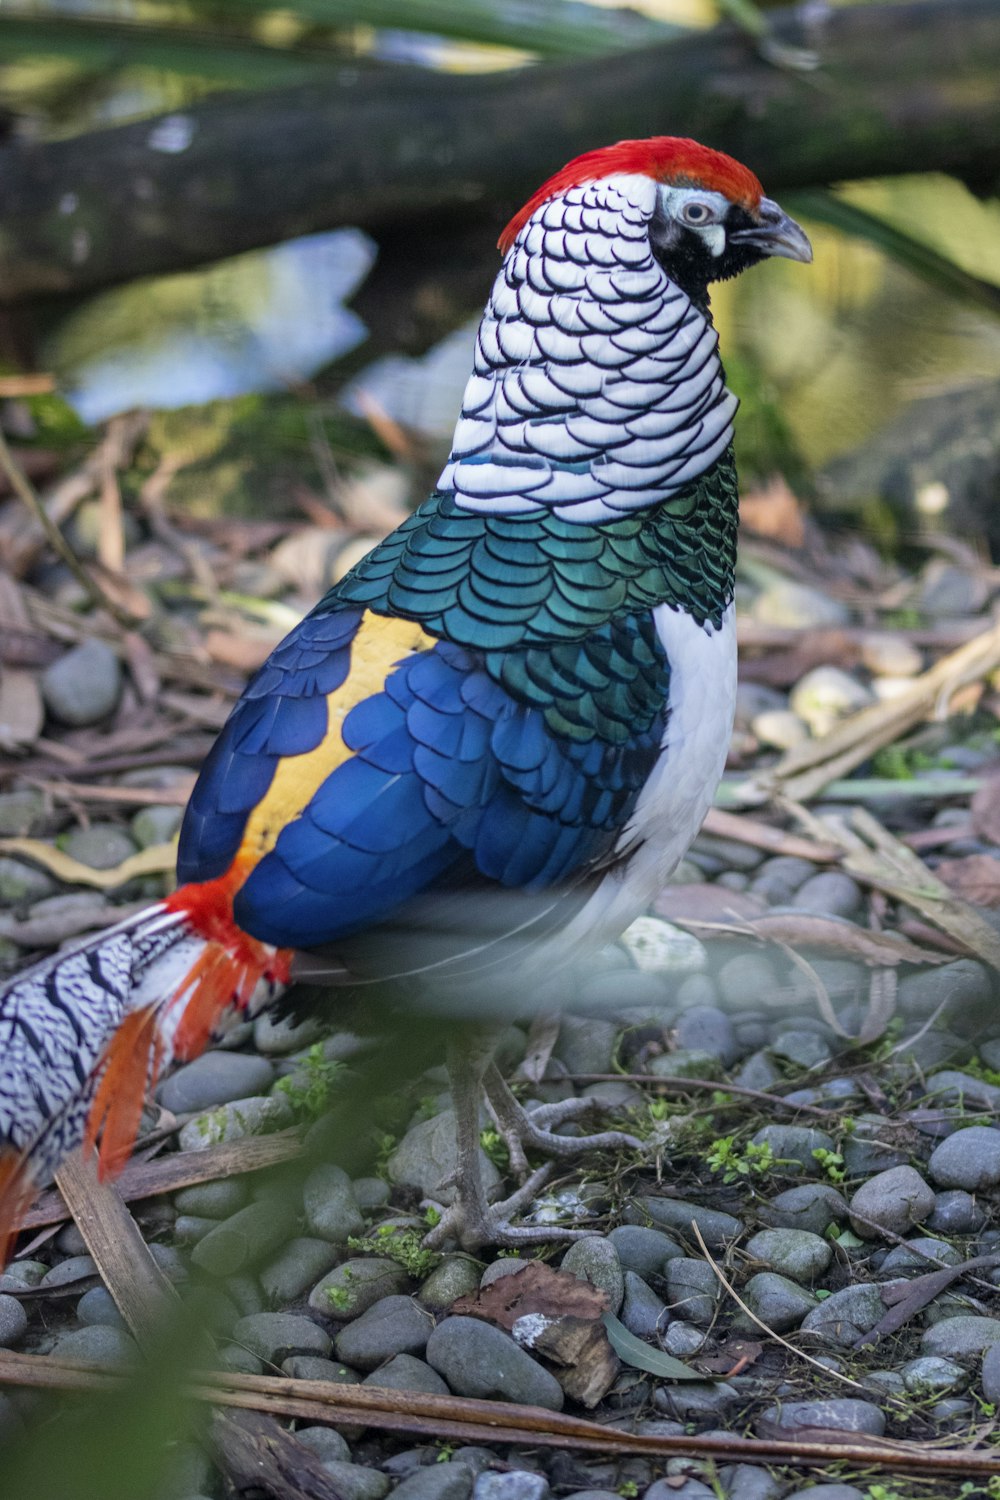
[{"xmin": 680, "ymin": 200, "xmax": 718, "ymax": 226}]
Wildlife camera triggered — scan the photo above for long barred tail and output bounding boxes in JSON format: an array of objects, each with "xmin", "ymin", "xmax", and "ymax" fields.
[{"xmin": 0, "ymin": 884, "xmax": 290, "ymax": 1264}]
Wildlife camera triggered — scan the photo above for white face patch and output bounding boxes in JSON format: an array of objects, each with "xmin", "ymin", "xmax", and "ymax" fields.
[
  {"xmin": 439, "ymin": 173, "xmax": 738, "ymax": 526},
  {"xmin": 656, "ymin": 185, "xmax": 731, "ymax": 257}
]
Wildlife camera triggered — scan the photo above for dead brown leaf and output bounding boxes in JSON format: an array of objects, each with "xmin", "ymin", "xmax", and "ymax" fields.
[
  {"xmin": 453, "ymin": 1261, "xmax": 609, "ymax": 1327},
  {"xmin": 747, "ymin": 912, "xmax": 949, "ymax": 966},
  {"xmin": 204, "ymin": 628, "xmax": 281, "ymax": 674},
  {"xmin": 935, "ymin": 854, "xmax": 1000, "ymax": 909}
]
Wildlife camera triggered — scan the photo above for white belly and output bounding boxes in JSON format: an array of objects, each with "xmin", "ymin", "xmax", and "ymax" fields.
[{"xmin": 553, "ymin": 602, "xmax": 737, "ymax": 954}]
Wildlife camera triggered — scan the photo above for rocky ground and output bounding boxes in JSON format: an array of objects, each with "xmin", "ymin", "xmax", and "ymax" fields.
[{"xmin": 2, "ymin": 415, "xmax": 1000, "ymax": 1498}]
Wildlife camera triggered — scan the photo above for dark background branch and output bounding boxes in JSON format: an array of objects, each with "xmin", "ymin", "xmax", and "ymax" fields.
[{"xmin": 0, "ymin": 0, "xmax": 998, "ymax": 303}]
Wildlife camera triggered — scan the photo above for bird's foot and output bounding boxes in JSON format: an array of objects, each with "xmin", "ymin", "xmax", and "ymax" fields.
[
  {"xmin": 484, "ymin": 1063, "xmax": 643, "ymax": 1179},
  {"xmin": 422, "ymin": 1162, "xmax": 598, "ymax": 1252}
]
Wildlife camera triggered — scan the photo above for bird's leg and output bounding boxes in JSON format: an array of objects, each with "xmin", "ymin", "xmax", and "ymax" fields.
[
  {"xmin": 483, "ymin": 1061, "xmax": 643, "ymax": 1178},
  {"xmin": 422, "ymin": 1033, "xmax": 599, "ymax": 1252}
]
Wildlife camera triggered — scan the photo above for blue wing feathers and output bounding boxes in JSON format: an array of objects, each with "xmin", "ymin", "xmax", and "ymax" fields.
[{"xmin": 181, "ymin": 598, "xmax": 669, "ymax": 949}]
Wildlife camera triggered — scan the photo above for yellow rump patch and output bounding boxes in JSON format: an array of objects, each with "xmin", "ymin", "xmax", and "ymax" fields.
[{"xmin": 237, "ymin": 611, "xmax": 435, "ymax": 869}]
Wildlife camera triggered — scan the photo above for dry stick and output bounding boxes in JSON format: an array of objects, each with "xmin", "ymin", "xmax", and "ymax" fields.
[
  {"xmin": 20, "ymin": 1131, "xmax": 302, "ymax": 1231},
  {"xmin": 701, "ymin": 806, "xmax": 839, "ymax": 863},
  {"xmin": 0, "ymin": 423, "xmax": 139, "ymax": 631},
  {"xmin": 53, "ymin": 1152, "xmax": 179, "ymax": 1343},
  {"xmin": 755, "ymin": 614, "xmax": 1000, "ymax": 805},
  {"xmin": 2, "ymin": 1352, "xmax": 998, "ymax": 1481}
]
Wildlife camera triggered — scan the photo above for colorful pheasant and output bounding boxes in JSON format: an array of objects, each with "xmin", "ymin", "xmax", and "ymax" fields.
[{"xmin": 0, "ymin": 137, "xmax": 810, "ymax": 1253}]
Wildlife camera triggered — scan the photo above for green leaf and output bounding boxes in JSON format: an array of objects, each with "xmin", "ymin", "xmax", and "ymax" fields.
[
  {"xmin": 789, "ymin": 188, "xmax": 1000, "ymax": 318},
  {"xmin": 601, "ymin": 1313, "xmax": 703, "ymax": 1381}
]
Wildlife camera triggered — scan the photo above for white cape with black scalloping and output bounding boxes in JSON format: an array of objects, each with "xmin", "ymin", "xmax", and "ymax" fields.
[{"xmin": 439, "ymin": 172, "xmax": 738, "ymax": 528}]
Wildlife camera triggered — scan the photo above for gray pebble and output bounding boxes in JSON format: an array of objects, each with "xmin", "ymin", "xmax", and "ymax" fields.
[
  {"xmin": 232, "ymin": 1312, "xmax": 332, "ymax": 1365},
  {"xmin": 799, "ymin": 1283, "xmax": 885, "ymax": 1347},
  {"xmin": 481, "ymin": 1257, "xmax": 529, "ymax": 1288},
  {"xmin": 317, "ymin": 1461, "xmax": 390, "ymax": 1500},
  {"xmin": 49, "ymin": 1325, "xmax": 136, "ymax": 1367},
  {"xmin": 560, "ymin": 1237, "xmax": 624, "ymax": 1315},
  {"xmin": 41, "ymin": 1255, "xmax": 97, "ymax": 1287},
  {"xmin": 880, "ymin": 1237, "xmax": 960, "ymax": 1275},
  {"xmin": 42, "ymin": 638, "xmax": 122, "ymax": 726},
  {"xmin": 751, "ymin": 1124, "xmax": 836, "ymax": 1176},
  {"xmin": 390, "ymin": 1464, "xmax": 474, "ymax": 1500},
  {"xmin": 190, "ymin": 1201, "xmax": 291, "ymax": 1276},
  {"xmin": 898, "ymin": 962, "xmax": 994, "ymax": 1026},
  {"xmin": 130, "ymin": 804, "xmax": 184, "ymax": 849},
  {"xmin": 644, "ymin": 1482, "xmax": 714, "ymax": 1500},
  {"xmin": 655, "ymin": 1382, "xmax": 740, "ymax": 1422},
  {"xmin": 282, "ymin": 1356, "xmax": 360, "ymax": 1383},
  {"xmin": 921, "ymin": 1316, "xmax": 1000, "ymax": 1361},
  {"xmin": 76, "ymin": 1286, "xmax": 128, "ymax": 1332},
  {"xmin": 738, "ymin": 1273, "xmax": 818, "ymax": 1332},
  {"xmin": 474, "ymin": 1474, "xmax": 549, "ymax": 1500},
  {"xmin": 768, "ymin": 1030, "xmax": 832, "ymax": 1070},
  {"xmin": 309, "ymin": 1258, "xmax": 410, "ymax": 1321},
  {"xmin": 664, "ymin": 1259, "xmax": 720, "ymax": 1328},
  {"xmin": 388, "ymin": 1111, "xmax": 502, "ymax": 1205},
  {"xmin": 303, "ymin": 1164, "xmax": 366, "ymax": 1243},
  {"xmin": 174, "ymin": 1214, "xmax": 217, "ymax": 1246},
  {"xmin": 174, "ymin": 1178, "xmax": 249, "ymax": 1219},
  {"xmin": 620, "ymin": 1271, "xmax": 669, "ymax": 1339},
  {"xmin": 417, "ymin": 1256, "xmax": 483, "ymax": 1312},
  {"xmin": 0, "ymin": 789, "xmax": 44, "ymax": 836},
  {"xmin": 159, "ymin": 1051, "xmax": 275, "ymax": 1114},
  {"xmin": 923, "ymin": 1069, "xmax": 1000, "ymax": 1110},
  {"xmin": 363, "ymin": 1353, "xmax": 450, "ymax": 1396},
  {"xmin": 260, "ymin": 1237, "xmax": 341, "ymax": 1305},
  {"xmin": 630, "ymin": 1197, "xmax": 742, "ymax": 1248},
  {"xmin": 717, "ymin": 1465, "xmax": 784, "ymax": 1500},
  {"xmin": 334, "ymin": 1295, "xmax": 433, "ymax": 1371},
  {"xmin": 849, "ymin": 1165, "xmax": 935, "ymax": 1238},
  {"xmin": 733, "ymin": 1050, "xmax": 783, "ymax": 1091},
  {"xmin": 295, "ymin": 1426, "xmax": 351, "ymax": 1462},
  {"xmin": 757, "ymin": 1396, "xmax": 884, "ymax": 1437},
  {"xmin": 554, "ymin": 1015, "xmax": 618, "ymax": 1075},
  {"xmin": 353, "ymin": 1177, "xmax": 390, "ymax": 1213},
  {"xmin": 673, "ymin": 1006, "xmax": 740, "ymax": 1066},
  {"xmin": 148, "ymin": 1242, "xmax": 188, "ymax": 1284},
  {"xmin": 749, "ymin": 856, "xmax": 816, "ymax": 905},
  {"xmin": 608, "ymin": 1225, "xmax": 684, "ymax": 1278},
  {"xmin": 0, "ymin": 1295, "xmax": 28, "ymax": 1347},
  {"xmin": 841, "ymin": 1120, "xmax": 909, "ymax": 1179},
  {"xmin": 928, "ymin": 1125, "xmax": 1000, "ymax": 1191},
  {"xmin": 219, "ymin": 1344, "xmax": 265, "ymax": 1376},
  {"xmin": 426, "ymin": 1316, "xmax": 563, "ymax": 1409},
  {"xmin": 61, "ymin": 823, "xmax": 137, "ymax": 871},
  {"xmin": 927, "ymin": 1190, "xmax": 987, "ymax": 1235},
  {"xmin": 0, "ymin": 857, "xmax": 55, "ymax": 908},
  {"xmin": 661, "ymin": 1321, "xmax": 706, "ymax": 1357},
  {"xmin": 178, "ymin": 1094, "xmax": 293, "ymax": 1152},
  {"xmin": 792, "ymin": 872, "xmax": 863, "ymax": 919},
  {"xmin": 717, "ymin": 953, "xmax": 779, "ymax": 1008},
  {"xmin": 744, "ymin": 1228, "xmax": 832, "ymax": 1283},
  {"xmin": 900, "ymin": 1355, "xmax": 968, "ymax": 1394}
]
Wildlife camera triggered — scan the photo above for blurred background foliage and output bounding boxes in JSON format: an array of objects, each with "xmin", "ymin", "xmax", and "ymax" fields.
[{"xmin": 1, "ymin": 0, "xmax": 999, "ymax": 551}]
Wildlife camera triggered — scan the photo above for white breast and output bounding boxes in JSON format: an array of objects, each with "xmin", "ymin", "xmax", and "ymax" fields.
[{"xmin": 554, "ymin": 602, "xmax": 737, "ymax": 952}]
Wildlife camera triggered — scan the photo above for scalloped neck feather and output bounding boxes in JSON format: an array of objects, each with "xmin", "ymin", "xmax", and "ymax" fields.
[{"xmin": 498, "ymin": 137, "xmax": 764, "ymax": 254}]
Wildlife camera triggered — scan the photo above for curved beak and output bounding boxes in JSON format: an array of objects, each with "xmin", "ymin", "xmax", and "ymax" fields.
[{"xmin": 734, "ymin": 196, "xmax": 813, "ymax": 264}]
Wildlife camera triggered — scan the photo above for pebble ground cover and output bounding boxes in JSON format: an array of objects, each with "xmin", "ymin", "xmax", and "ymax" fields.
[{"xmin": 1, "ymin": 416, "xmax": 1000, "ymax": 1499}]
